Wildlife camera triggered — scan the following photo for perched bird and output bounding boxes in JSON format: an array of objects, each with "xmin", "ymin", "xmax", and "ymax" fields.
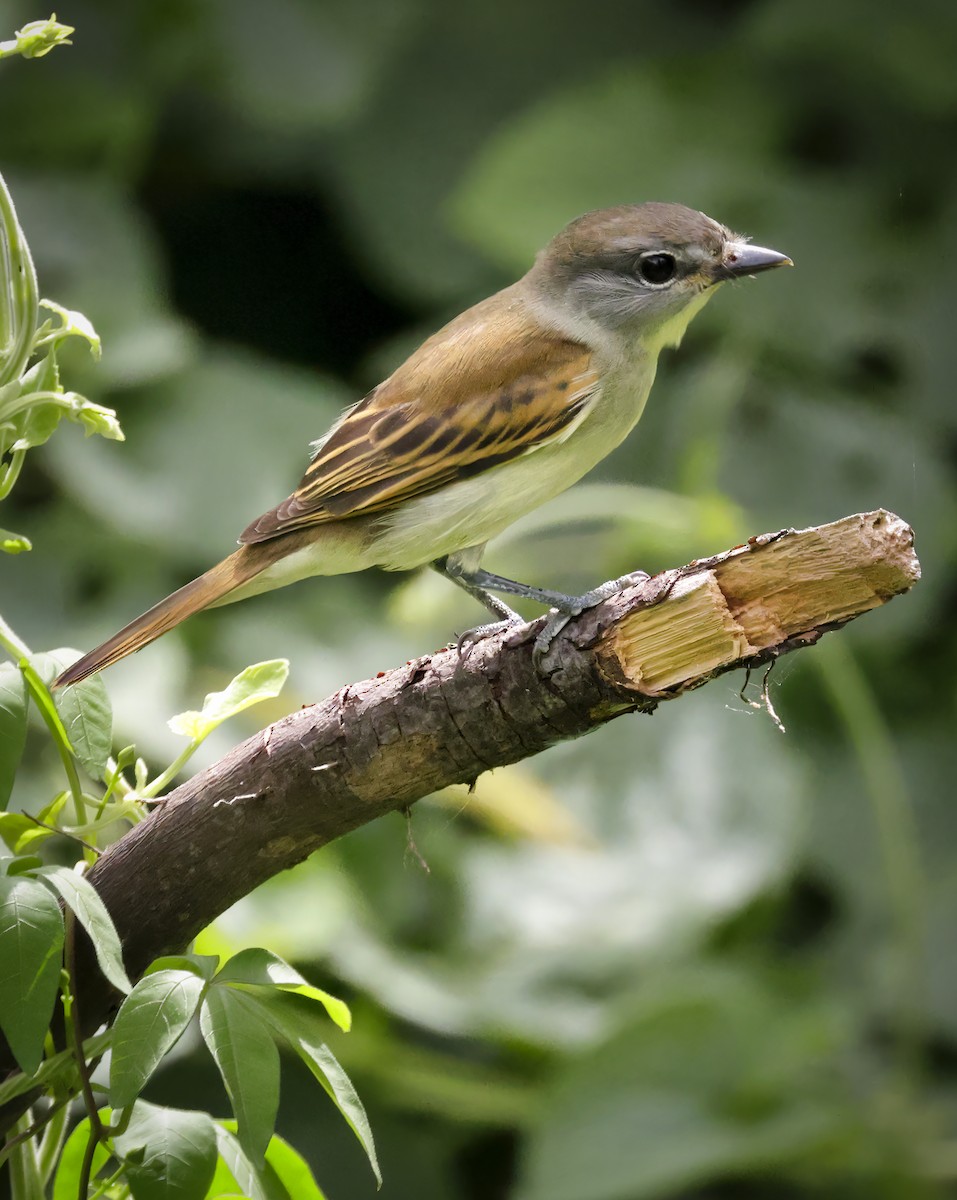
[{"xmin": 55, "ymin": 203, "xmax": 790, "ymax": 688}]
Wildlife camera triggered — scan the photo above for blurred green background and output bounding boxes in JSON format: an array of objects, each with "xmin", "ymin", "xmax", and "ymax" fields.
[{"xmin": 2, "ymin": 0, "xmax": 956, "ymax": 1196}]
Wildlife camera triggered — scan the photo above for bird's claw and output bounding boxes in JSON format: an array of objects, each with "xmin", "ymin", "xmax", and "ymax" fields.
[
  {"xmin": 532, "ymin": 611, "xmax": 573, "ymax": 661},
  {"xmin": 455, "ymin": 616, "xmax": 524, "ymax": 660},
  {"xmin": 532, "ymin": 571, "xmax": 651, "ymax": 663}
]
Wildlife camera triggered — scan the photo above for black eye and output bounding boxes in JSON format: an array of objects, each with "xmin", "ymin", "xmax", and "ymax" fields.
[{"xmin": 637, "ymin": 252, "xmax": 677, "ymax": 285}]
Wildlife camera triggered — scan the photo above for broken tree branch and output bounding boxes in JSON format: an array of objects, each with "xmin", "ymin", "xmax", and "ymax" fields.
[{"xmin": 0, "ymin": 509, "xmax": 920, "ymax": 1125}]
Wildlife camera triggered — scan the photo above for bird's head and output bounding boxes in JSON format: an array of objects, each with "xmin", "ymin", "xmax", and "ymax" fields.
[{"xmin": 528, "ymin": 202, "xmax": 791, "ymax": 352}]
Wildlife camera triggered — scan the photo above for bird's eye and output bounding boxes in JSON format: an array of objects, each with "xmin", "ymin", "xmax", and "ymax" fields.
[{"xmin": 637, "ymin": 252, "xmax": 677, "ymax": 286}]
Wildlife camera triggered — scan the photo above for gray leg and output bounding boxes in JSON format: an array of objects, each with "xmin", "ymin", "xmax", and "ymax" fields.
[
  {"xmin": 434, "ymin": 547, "xmax": 649, "ymax": 655},
  {"xmin": 433, "ymin": 549, "xmax": 524, "ymax": 651},
  {"xmin": 433, "ymin": 556, "xmax": 523, "ymax": 624},
  {"xmin": 462, "ymin": 565, "xmax": 641, "ymax": 613}
]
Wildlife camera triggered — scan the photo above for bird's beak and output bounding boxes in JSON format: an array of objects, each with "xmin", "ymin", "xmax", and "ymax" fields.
[{"xmin": 715, "ymin": 241, "xmax": 793, "ymax": 281}]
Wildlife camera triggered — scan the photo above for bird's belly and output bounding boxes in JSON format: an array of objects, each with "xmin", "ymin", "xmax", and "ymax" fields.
[{"xmin": 372, "ymin": 369, "xmax": 654, "ymax": 571}]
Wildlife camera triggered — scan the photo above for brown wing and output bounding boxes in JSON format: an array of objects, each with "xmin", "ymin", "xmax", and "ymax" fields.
[{"xmin": 240, "ymin": 288, "xmax": 598, "ymax": 543}]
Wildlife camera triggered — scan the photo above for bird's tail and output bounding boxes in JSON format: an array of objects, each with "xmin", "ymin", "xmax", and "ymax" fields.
[{"xmin": 54, "ymin": 547, "xmax": 265, "ymax": 689}]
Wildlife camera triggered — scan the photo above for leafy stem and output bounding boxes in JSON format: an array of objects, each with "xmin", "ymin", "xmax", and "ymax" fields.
[
  {"xmin": 140, "ymin": 738, "xmax": 204, "ymax": 801},
  {"xmin": 20, "ymin": 660, "xmax": 88, "ymax": 829},
  {"xmin": 0, "ymin": 611, "xmax": 31, "ymax": 659},
  {"xmin": 0, "ymin": 172, "xmax": 38, "ymax": 388},
  {"xmin": 63, "ymin": 916, "xmax": 105, "ymax": 1164}
]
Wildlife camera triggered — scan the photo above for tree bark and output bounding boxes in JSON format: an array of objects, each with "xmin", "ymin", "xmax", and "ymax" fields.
[{"xmin": 0, "ymin": 509, "xmax": 920, "ymax": 1128}]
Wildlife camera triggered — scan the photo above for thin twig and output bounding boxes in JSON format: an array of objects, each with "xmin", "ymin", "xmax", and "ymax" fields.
[
  {"xmin": 24, "ymin": 812, "xmax": 99, "ymax": 855},
  {"xmin": 64, "ymin": 912, "xmax": 103, "ymax": 1146}
]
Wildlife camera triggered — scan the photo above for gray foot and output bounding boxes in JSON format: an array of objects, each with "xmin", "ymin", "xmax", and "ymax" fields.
[
  {"xmin": 533, "ymin": 571, "xmax": 651, "ymax": 658},
  {"xmin": 456, "ymin": 613, "xmax": 524, "ymax": 660}
]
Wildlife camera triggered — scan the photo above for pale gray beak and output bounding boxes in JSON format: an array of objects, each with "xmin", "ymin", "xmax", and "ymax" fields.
[{"xmin": 716, "ymin": 241, "xmax": 793, "ymax": 280}]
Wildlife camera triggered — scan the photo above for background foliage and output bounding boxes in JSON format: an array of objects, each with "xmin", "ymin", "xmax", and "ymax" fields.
[{"xmin": 2, "ymin": 0, "xmax": 956, "ymax": 1196}]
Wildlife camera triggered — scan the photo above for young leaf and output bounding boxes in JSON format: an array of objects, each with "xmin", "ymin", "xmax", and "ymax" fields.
[
  {"xmin": 37, "ymin": 790, "xmax": 69, "ymax": 824},
  {"xmin": 169, "ymin": 660, "xmax": 289, "ymax": 741},
  {"xmin": 0, "ymin": 873, "xmax": 64, "ymax": 1073},
  {"xmin": 36, "ymin": 864, "xmax": 131, "ymax": 994},
  {"xmin": 253, "ymin": 991, "xmax": 380, "ymax": 1186},
  {"xmin": 0, "ymin": 811, "xmax": 55, "ymax": 854},
  {"xmin": 0, "ymin": 791, "xmax": 68, "ymax": 854},
  {"xmin": 0, "ymin": 527, "xmax": 31, "ymax": 553},
  {"xmin": 52, "ymin": 1114, "xmax": 112, "ymax": 1200},
  {"xmin": 111, "ymin": 967, "xmax": 208, "ymax": 1108},
  {"xmin": 0, "ymin": 16, "xmax": 75, "ymax": 60},
  {"xmin": 70, "ymin": 396, "xmax": 124, "ymax": 440},
  {"xmin": 31, "ymin": 650, "xmax": 113, "ymax": 779},
  {"xmin": 216, "ymin": 947, "xmax": 351, "ymax": 1032},
  {"xmin": 200, "ymin": 986, "xmax": 280, "ymax": 1164},
  {"xmin": 38, "ymin": 298, "xmax": 102, "ymax": 358},
  {"xmin": 113, "ymin": 1101, "xmax": 218, "ymax": 1200},
  {"xmin": 0, "ymin": 660, "xmax": 27, "ymax": 806}
]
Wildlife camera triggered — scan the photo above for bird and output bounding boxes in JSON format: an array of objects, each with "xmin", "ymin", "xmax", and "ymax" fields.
[{"xmin": 54, "ymin": 202, "xmax": 791, "ymax": 689}]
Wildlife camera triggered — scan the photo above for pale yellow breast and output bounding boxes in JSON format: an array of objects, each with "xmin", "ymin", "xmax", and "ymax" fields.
[{"xmin": 370, "ymin": 352, "xmax": 659, "ymax": 571}]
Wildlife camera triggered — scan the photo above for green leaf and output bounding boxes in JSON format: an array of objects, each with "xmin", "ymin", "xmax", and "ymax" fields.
[
  {"xmin": 0, "ymin": 811, "xmax": 54, "ymax": 854},
  {"xmin": 210, "ymin": 1124, "xmax": 279, "ymax": 1200},
  {"xmin": 0, "ymin": 661, "xmax": 28, "ymax": 806},
  {"xmin": 288, "ymin": 1038, "xmax": 379, "ymax": 1186},
  {"xmin": 144, "ymin": 953, "xmax": 220, "ymax": 981},
  {"xmin": 200, "ymin": 986, "xmax": 280, "ymax": 1164},
  {"xmin": 111, "ymin": 967, "xmax": 208, "ymax": 1108},
  {"xmin": 260, "ymin": 1132, "xmax": 328, "ymax": 1199},
  {"xmin": 253, "ymin": 991, "xmax": 380, "ymax": 1186},
  {"xmin": 10, "ymin": 399, "xmax": 64, "ymax": 450},
  {"xmin": 216, "ymin": 947, "xmax": 351, "ymax": 1031},
  {"xmin": 33, "ymin": 649, "xmax": 113, "ymax": 778},
  {"xmin": 0, "ymin": 1029, "xmax": 111, "ymax": 1106},
  {"xmin": 0, "ymin": 873, "xmax": 64, "ymax": 1073},
  {"xmin": 169, "ymin": 660, "xmax": 289, "ymax": 741},
  {"xmin": 37, "ymin": 790, "xmax": 69, "ymax": 825},
  {"xmin": 210, "ymin": 1122, "xmax": 326, "ymax": 1200},
  {"xmin": 6, "ymin": 853, "xmax": 43, "ymax": 875},
  {"xmin": 0, "ymin": 793, "xmax": 72, "ymax": 854},
  {"xmin": 0, "ymin": 527, "xmax": 31, "ymax": 553},
  {"xmin": 16, "ymin": 344, "xmax": 59, "ymax": 393},
  {"xmin": 113, "ymin": 1100, "xmax": 218, "ymax": 1200},
  {"xmin": 54, "ymin": 673, "xmax": 113, "ymax": 778},
  {"xmin": 36, "ymin": 865, "xmax": 131, "ymax": 994},
  {"xmin": 205, "ymin": 1155, "xmax": 256, "ymax": 1200},
  {"xmin": 38, "ymin": 298, "xmax": 102, "ymax": 359},
  {"xmin": 19, "ymin": 656, "xmax": 71, "ymax": 743},
  {"xmin": 52, "ymin": 1113, "xmax": 112, "ymax": 1200}
]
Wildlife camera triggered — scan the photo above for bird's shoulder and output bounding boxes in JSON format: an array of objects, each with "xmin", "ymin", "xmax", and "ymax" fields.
[{"xmin": 370, "ymin": 284, "xmax": 593, "ymax": 414}]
